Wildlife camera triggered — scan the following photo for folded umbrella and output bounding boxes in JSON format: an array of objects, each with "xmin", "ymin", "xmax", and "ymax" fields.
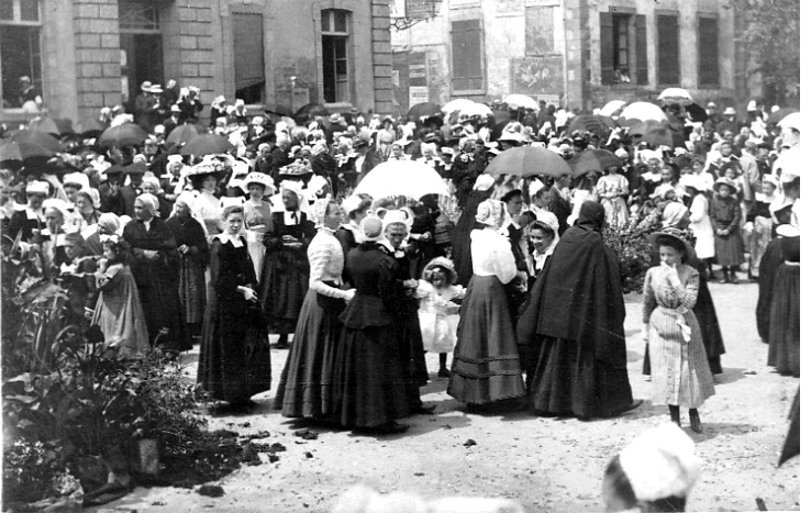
[
  {"xmin": 486, "ymin": 146, "xmax": 572, "ymax": 178},
  {"xmin": 97, "ymin": 123, "xmax": 148, "ymax": 149},
  {"xmin": 353, "ymin": 160, "xmax": 448, "ymax": 200},
  {"xmin": 569, "ymin": 149, "xmax": 623, "ymax": 177},
  {"xmin": 179, "ymin": 133, "xmax": 234, "ymax": 157}
]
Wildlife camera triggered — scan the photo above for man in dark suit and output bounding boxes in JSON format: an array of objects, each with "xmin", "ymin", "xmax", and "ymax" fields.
[{"xmin": 353, "ymin": 137, "xmax": 383, "ymax": 185}]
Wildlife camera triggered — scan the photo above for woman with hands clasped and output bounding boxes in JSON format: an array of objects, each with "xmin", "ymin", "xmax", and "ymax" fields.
[
  {"xmin": 276, "ymin": 199, "xmax": 355, "ymax": 420},
  {"xmin": 642, "ymin": 228, "xmax": 715, "ymax": 433},
  {"xmin": 198, "ymin": 205, "xmax": 271, "ymax": 412}
]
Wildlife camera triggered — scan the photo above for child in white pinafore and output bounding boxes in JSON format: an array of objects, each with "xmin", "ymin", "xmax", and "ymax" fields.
[{"xmin": 416, "ymin": 257, "xmax": 465, "ymax": 378}]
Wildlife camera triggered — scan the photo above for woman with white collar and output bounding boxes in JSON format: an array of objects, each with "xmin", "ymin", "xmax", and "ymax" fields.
[
  {"xmin": 529, "ymin": 215, "xmax": 559, "ymax": 282},
  {"xmin": 276, "ymin": 198, "xmax": 355, "ymax": 418},
  {"xmin": 260, "ymin": 180, "xmax": 316, "ymax": 348},
  {"xmin": 8, "ymin": 180, "xmax": 49, "ymax": 242},
  {"xmin": 448, "ymin": 198, "xmax": 525, "ymax": 408},
  {"xmin": 198, "ymin": 205, "xmax": 271, "ymax": 412},
  {"xmin": 243, "ymin": 171, "xmax": 275, "ymax": 277},
  {"xmin": 335, "ymin": 195, "xmax": 372, "ymax": 288}
]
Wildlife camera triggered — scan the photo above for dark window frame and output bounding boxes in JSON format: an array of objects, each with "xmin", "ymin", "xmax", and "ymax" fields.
[
  {"xmin": 656, "ymin": 11, "xmax": 680, "ymax": 86},
  {"xmin": 698, "ymin": 14, "xmax": 720, "ymax": 87},
  {"xmin": 450, "ymin": 18, "xmax": 485, "ymax": 94},
  {"xmin": 321, "ymin": 8, "xmax": 352, "ymax": 104}
]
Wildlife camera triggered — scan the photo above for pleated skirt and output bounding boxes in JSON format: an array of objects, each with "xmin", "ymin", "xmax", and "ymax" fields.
[{"xmin": 447, "ymin": 276, "xmax": 525, "ymax": 405}]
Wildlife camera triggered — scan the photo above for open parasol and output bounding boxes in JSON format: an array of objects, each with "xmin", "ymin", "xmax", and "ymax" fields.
[
  {"xmin": 567, "ymin": 115, "xmax": 618, "ymax": 138},
  {"xmin": 619, "ymin": 102, "xmax": 669, "ymax": 125},
  {"xmin": 97, "ymin": 123, "xmax": 148, "ymax": 149},
  {"xmin": 458, "ymin": 102, "xmax": 493, "ymax": 118},
  {"xmin": 569, "ymin": 149, "xmax": 623, "ymax": 177},
  {"xmin": 179, "ymin": 133, "xmax": 234, "ymax": 157},
  {"xmin": 12, "ymin": 130, "xmax": 61, "ymax": 158},
  {"xmin": 599, "ymin": 100, "xmax": 627, "ymax": 118},
  {"xmin": 767, "ymin": 107, "xmax": 799, "ymax": 125},
  {"xmin": 442, "ymin": 99, "xmax": 477, "ymax": 115},
  {"xmin": 657, "ymin": 87, "xmax": 693, "ymax": 104},
  {"xmin": 294, "ymin": 103, "xmax": 330, "ymax": 124},
  {"xmin": 407, "ymin": 102, "xmax": 441, "ymax": 121},
  {"xmin": 486, "ymin": 146, "xmax": 573, "ymax": 178},
  {"xmin": 503, "ymin": 94, "xmax": 539, "ymax": 110},
  {"xmin": 353, "ymin": 160, "xmax": 448, "ymax": 200}
]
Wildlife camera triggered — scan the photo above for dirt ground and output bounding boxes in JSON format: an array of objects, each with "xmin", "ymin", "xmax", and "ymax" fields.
[{"xmin": 94, "ymin": 280, "xmax": 799, "ymax": 513}]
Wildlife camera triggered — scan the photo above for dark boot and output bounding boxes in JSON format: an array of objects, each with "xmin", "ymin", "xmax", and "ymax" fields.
[
  {"xmin": 275, "ymin": 333, "xmax": 289, "ymax": 349},
  {"xmin": 689, "ymin": 408, "xmax": 702, "ymax": 433},
  {"xmin": 718, "ymin": 268, "xmax": 729, "ymax": 284},
  {"xmin": 729, "ymin": 267, "xmax": 739, "ymax": 284},
  {"xmin": 669, "ymin": 405, "xmax": 681, "ymax": 426}
]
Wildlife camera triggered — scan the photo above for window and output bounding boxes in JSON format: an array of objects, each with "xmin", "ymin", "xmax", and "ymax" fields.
[
  {"xmin": 451, "ymin": 19, "xmax": 483, "ymax": 92},
  {"xmin": 232, "ymin": 12, "xmax": 265, "ymax": 104},
  {"xmin": 698, "ymin": 16, "xmax": 719, "ymax": 86},
  {"xmin": 657, "ymin": 14, "xmax": 679, "ymax": 85},
  {"xmin": 321, "ymin": 9, "xmax": 351, "ymax": 103},
  {"xmin": 600, "ymin": 11, "xmax": 647, "ymax": 86},
  {"xmin": 0, "ymin": 0, "xmax": 42, "ymax": 108},
  {"xmin": 119, "ymin": 0, "xmax": 160, "ymax": 32}
]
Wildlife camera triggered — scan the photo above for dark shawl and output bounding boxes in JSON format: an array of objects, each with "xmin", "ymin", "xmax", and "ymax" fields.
[
  {"xmin": 517, "ymin": 201, "xmax": 627, "ymax": 366},
  {"xmin": 165, "ymin": 213, "xmax": 210, "ymax": 268}
]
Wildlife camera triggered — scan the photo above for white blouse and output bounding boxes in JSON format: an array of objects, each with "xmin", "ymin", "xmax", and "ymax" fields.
[
  {"xmin": 307, "ymin": 227, "xmax": 349, "ymax": 299},
  {"xmin": 470, "ymin": 228, "xmax": 517, "ymax": 285}
]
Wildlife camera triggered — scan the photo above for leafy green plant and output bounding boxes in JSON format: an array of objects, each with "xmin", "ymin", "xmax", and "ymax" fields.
[{"xmin": 603, "ymin": 226, "xmax": 654, "ymax": 293}]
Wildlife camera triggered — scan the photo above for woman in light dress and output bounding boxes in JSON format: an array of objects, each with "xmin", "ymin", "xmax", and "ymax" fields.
[{"xmin": 596, "ymin": 166, "xmax": 629, "ymax": 229}]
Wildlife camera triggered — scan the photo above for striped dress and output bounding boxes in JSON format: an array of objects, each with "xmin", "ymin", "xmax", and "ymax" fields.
[{"xmin": 643, "ymin": 265, "xmax": 715, "ymax": 408}]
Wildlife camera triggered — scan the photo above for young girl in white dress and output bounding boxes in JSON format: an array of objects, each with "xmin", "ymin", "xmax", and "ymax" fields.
[{"xmin": 416, "ymin": 257, "xmax": 465, "ymax": 378}]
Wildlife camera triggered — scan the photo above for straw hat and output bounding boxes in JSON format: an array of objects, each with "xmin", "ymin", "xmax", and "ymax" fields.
[{"xmin": 243, "ymin": 172, "xmax": 275, "ymax": 194}]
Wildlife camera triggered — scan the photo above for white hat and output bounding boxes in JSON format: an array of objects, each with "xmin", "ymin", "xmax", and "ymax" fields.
[
  {"xmin": 619, "ymin": 423, "xmax": 701, "ymax": 502},
  {"xmin": 723, "ymin": 107, "xmax": 736, "ymax": 116},
  {"xmin": 778, "ymin": 112, "xmax": 801, "ymax": 133},
  {"xmin": 306, "ymin": 174, "xmax": 329, "ymax": 197},
  {"xmin": 359, "ymin": 215, "xmax": 384, "ymax": 242},
  {"xmin": 776, "ymin": 224, "xmax": 800, "ymax": 237},
  {"xmin": 528, "ymin": 178, "xmax": 546, "ymax": 198},
  {"xmin": 342, "ymin": 195, "xmax": 366, "ymax": 217},
  {"xmin": 746, "ymin": 100, "xmax": 758, "ymax": 112},
  {"xmin": 473, "ymin": 174, "xmax": 495, "ymax": 191},
  {"xmin": 140, "ymin": 81, "xmax": 152, "ymax": 92},
  {"xmin": 25, "ymin": 180, "xmax": 50, "ymax": 195},
  {"xmin": 382, "ymin": 208, "xmax": 414, "ymax": 230},
  {"xmin": 614, "ymin": 148, "xmax": 629, "ymax": 159},
  {"xmin": 243, "ymin": 172, "xmax": 275, "ymax": 194},
  {"xmin": 62, "ymin": 172, "xmax": 90, "ymax": 191},
  {"xmin": 167, "ymin": 154, "xmax": 183, "ymax": 165},
  {"xmin": 149, "ymin": 84, "xmax": 163, "ymax": 94}
]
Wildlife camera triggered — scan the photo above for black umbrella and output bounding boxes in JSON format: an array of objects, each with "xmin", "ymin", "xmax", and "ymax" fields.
[
  {"xmin": 294, "ymin": 103, "xmax": 330, "ymax": 124},
  {"xmin": 567, "ymin": 114, "xmax": 617, "ymax": 138},
  {"xmin": 767, "ymin": 107, "xmax": 799, "ymax": 125},
  {"xmin": 166, "ymin": 123, "xmax": 207, "ymax": 146},
  {"xmin": 28, "ymin": 117, "xmax": 61, "ymax": 137},
  {"xmin": 263, "ymin": 102, "xmax": 293, "ymax": 117},
  {"xmin": 78, "ymin": 118, "xmax": 104, "ymax": 138},
  {"xmin": 408, "ymin": 102, "xmax": 441, "ymax": 121},
  {"xmin": 685, "ymin": 103, "xmax": 708, "ymax": 123},
  {"xmin": 179, "ymin": 133, "xmax": 233, "ymax": 156},
  {"xmin": 12, "ymin": 130, "xmax": 61, "ymax": 158},
  {"xmin": 97, "ymin": 123, "xmax": 148, "ymax": 149},
  {"xmin": 53, "ymin": 118, "xmax": 76, "ymax": 136},
  {"xmin": 569, "ymin": 149, "xmax": 623, "ymax": 177}
]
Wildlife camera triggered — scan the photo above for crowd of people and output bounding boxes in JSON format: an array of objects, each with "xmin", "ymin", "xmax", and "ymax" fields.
[{"xmin": 1, "ymin": 80, "xmax": 799, "ymax": 439}]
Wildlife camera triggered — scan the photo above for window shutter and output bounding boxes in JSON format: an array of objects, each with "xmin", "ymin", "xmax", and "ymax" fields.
[
  {"xmin": 232, "ymin": 13, "xmax": 265, "ymax": 91},
  {"xmin": 657, "ymin": 15, "xmax": 679, "ymax": 85},
  {"xmin": 600, "ymin": 12, "xmax": 614, "ymax": 85},
  {"xmin": 634, "ymin": 14, "xmax": 648, "ymax": 85},
  {"xmin": 698, "ymin": 17, "xmax": 719, "ymax": 86},
  {"xmin": 451, "ymin": 19, "xmax": 483, "ymax": 91}
]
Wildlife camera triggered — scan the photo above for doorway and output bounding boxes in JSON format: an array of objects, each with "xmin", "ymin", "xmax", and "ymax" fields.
[{"xmin": 120, "ymin": 33, "xmax": 163, "ymax": 105}]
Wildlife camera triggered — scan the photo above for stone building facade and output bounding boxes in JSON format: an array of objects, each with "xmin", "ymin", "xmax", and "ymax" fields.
[
  {"xmin": 0, "ymin": 0, "xmax": 393, "ymax": 124},
  {"xmin": 391, "ymin": 0, "xmax": 740, "ymax": 114}
]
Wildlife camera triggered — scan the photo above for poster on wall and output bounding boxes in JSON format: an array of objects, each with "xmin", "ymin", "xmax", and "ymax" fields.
[
  {"xmin": 409, "ymin": 86, "xmax": 429, "ymax": 106},
  {"xmin": 497, "ymin": 0, "xmax": 523, "ymax": 12},
  {"xmin": 510, "ymin": 56, "xmax": 563, "ymax": 97}
]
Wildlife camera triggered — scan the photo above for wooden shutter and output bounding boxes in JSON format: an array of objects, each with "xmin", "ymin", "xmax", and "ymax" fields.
[
  {"xmin": 657, "ymin": 15, "xmax": 679, "ymax": 85},
  {"xmin": 634, "ymin": 14, "xmax": 648, "ymax": 85},
  {"xmin": 600, "ymin": 12, "xmax": 614, "ymax": 85},
  {"xmin": 698, "ymin": 17, "xmax": 719, "ymax": 86},
  {"xmin": 232, "ymin": 12, "xmax": 265, "ymax": 91},
  {"xmin": 451, "ymin": 19, "xmax": 483, "ymax": 91}
]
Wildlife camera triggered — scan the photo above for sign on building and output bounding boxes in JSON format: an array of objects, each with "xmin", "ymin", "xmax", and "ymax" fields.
[{"xmin": 510, "ymin": 56, "xmax": 563, "ymax": 97}]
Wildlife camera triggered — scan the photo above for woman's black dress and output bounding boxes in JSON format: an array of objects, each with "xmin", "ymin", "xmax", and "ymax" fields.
[
  {"xmin": 122, "ymin": 217, "xmax": 189, "ymax": 351},
  {"xmin": 331, "ymin": 242, "xmax": 411, "ymax": 429},
  {"xmin": 260, "ymin": 212, "xmax": 315, "ymax": 334},
  {"xmin": 198, "ymin": 236, "xmax": 271, "ymax": 405}
]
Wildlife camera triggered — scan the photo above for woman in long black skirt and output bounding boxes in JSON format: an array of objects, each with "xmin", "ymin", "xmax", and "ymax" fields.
[
  {"xmin": 331, "ymin": 216, "xmax": 411, "ymax": 434},
  {"xmin": 276, "ymin": 199, "xmax": 354, "ymax": 419},
  {"xmin": 198, "ymin": 206, "xmax": 271, "ymax": 411}
]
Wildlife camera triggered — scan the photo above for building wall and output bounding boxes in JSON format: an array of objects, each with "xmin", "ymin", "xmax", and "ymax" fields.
[
  {"xmin": 0, "ymin": 0, "xmax": 391, "ymax": 124},
  {"xmin": 391, "ymin": 0, "xmax": 738, "ymax": 113}
]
